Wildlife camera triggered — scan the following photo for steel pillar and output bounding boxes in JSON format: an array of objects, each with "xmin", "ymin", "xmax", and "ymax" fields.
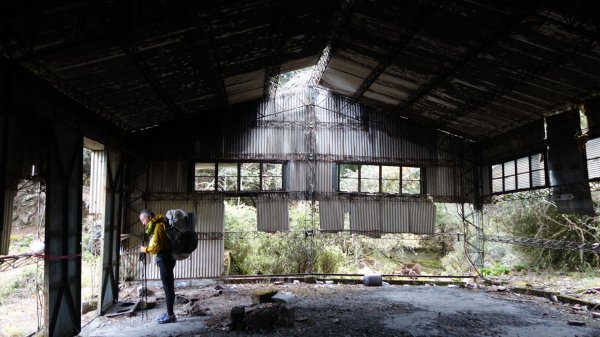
[
  {"xmin": 45, "ymin": 124, "xmax": 83, "ymax": 337},
  {"xmin": 100, "ymin": 147, "xmax": 125, "ymax": 313}
]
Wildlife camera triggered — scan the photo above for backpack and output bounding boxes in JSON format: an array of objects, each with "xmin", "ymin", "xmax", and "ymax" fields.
[{"xmin": 165, "ymin": 209, "xmax": 199, "ymax": 260}]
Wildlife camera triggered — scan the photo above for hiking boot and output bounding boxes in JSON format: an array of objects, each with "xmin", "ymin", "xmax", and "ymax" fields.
[
  {"xmin": 157, "ymin": 314, "xmax": 176, "ymax": 324},
  {"xmin": 155, "ymin": 312, "xmax": 168, "ymax": 321}
]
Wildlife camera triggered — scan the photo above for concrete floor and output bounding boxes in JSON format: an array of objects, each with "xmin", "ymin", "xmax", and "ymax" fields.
[{"xmin": 78, "ymin": 285, "xmax": 600, "ymax": 337}]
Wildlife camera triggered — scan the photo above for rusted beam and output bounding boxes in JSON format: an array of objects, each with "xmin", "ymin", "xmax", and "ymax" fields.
[{"xmin": 351, "ymin": 1, "xmax": 441, "ymax": 104}]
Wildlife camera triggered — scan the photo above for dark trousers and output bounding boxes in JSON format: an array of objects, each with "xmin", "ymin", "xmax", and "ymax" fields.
[{"xmin": 157, "ymin": 253, "xmax": 176, "ymax": 315}]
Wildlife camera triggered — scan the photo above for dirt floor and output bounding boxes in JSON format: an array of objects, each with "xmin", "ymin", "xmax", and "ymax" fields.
[{"xmin": 76, "ymin": 278, "xmax": 600, "ymax": 337}]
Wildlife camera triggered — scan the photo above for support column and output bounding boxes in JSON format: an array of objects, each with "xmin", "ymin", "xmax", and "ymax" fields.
[
  {"xmin": 45, "ymin": 124, "xmax": 83, "ymax": 337},
  {"xmin": 0, "ymin": 112, "xmax": 8, "ymax": 254},
  {"xmin": 100, "ymin": 147, "xmax": 125, "ymax": 313}
]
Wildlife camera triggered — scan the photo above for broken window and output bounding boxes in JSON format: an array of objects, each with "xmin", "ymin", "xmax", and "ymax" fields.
[{"xmin": 194, "ymin": 163, "xmax": 216, "ymax": 191}]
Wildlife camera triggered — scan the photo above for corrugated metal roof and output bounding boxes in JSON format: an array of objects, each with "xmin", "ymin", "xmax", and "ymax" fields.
[{"xmin": 2, "ymin": 0, "xmax": 600, "ymax": 142}]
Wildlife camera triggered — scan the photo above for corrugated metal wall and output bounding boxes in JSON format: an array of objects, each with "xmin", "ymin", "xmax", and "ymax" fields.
[
  {"xmin": 89, "ymin": 150, "xmax": 106, "ymax": 215},
  {"xmin": 129, "ymin": 198, "xmax": 225, "ymax": 279},
  {"xmin": 127, "ymin": 88, "xmax": 471, "ymax": 278},
  {"xmin": 257, "ymin": 195, "xmax": 289, "ymax": 232},
  {"xmin": 319, "ymin": 200, "xmax": 346, "ymax": 231},
  {"xmin": 147, "ymin": 161, "xmax": 189, "ymax": 193},
  {"xmin": 0, "ymin": 189, "xmax": 16, "ymax": 255}
]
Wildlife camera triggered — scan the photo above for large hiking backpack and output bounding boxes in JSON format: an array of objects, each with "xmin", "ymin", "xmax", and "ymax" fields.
[{"xmin": 165, "ymin": 209, "xmax": 199, "ymax": 260}]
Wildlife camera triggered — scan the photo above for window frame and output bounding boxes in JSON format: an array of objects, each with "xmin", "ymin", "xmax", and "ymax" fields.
[
  {"xmin": 337, "ymin": 163, "xmax": 423, "ymax": 195},
  {"xmin": 193, "ymin": 161, "xmax": 285, "ymax": 193},
  {"xmin": 490, "ymin": 153, "xmax": 547, "ymax": 194}
]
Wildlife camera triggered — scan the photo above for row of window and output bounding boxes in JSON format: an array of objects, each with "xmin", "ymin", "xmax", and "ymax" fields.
[
  {"xmin": 338, "ymin": 164, "xmax": 422, "ymax": 194},
  {"xmin": 492, "ymin": 137, "xmax": 600, "ymax": 194},
  {"xmin": 194, "ymin": 162, "xmax": 423, "ymax": 195},
  {"xmin": 195, "ymin": 162, "xmax": 284, "ymax": 192},
  {"xmin": 196, "ymin": 139, "xmax": 600, "ymax": 196},
  {"xmin": 491, "ymin": 154, "xmax": 546, "ymax": 193}
]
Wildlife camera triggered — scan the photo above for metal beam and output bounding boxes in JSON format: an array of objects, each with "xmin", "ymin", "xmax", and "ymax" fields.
[
  {"xmin": 397, "ymin": 3, "xmax": 540, "ymax": 114},
  {"xmin": 350, "ymin": 1, "xmax": 441, "ymax": 104},
  {"xmin": 435, "ymin": 10, "xmax": 600, "ymax": 131},
  {"xmin": 262, "ymin": 1, "xmax": 290, "ymax": 101},
  {"xmin": 99, "ymin": 7, "xmax": 185, "ymax": 120},
  {"xmin": 309, "ymin": 0, "xmax": 358, "ymax": 86}
]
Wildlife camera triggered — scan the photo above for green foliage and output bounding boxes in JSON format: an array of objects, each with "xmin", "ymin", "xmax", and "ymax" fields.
[
  {"xmin": 0, "ymin": 267, "xmax": 37, "ymax": 305},
  {"xmin": 10, "ymin": 234, "xmax": 34, "ymax": 254},
  {"xmin": 486, "ymin": 194, "xmax": 600, "ymax": 270},
  {"xmin": 479, "ymin": 264, "xmax": 510, "ymax": 277},
  {"xmin": 315, "ymin": 245, "xmax": 344, "ymax": 273}
]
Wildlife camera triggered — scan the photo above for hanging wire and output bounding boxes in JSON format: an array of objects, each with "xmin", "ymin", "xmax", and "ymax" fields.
[{"xmin": 483, "ymin": 235, "xmax": 600, "ymax": 253}]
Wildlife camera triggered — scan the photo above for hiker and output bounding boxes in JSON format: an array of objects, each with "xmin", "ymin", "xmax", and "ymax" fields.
[{"xmin": 139, "ymin": 209, "xmax": 177, "ymax": 324}]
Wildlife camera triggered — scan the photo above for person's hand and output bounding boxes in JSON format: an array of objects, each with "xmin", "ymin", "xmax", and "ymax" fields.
[{"xmin": 140, "ymin": 245, "xmax": 147, "ymax": 253}]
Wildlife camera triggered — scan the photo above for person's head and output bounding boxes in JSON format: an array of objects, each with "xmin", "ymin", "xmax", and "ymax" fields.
[{"xmin": 139, "ymin": 209, "xmax": 154, "ymax": 227}]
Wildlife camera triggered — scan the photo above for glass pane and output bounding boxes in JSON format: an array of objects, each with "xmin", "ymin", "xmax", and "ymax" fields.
[
  {"xmin": 263, "ymin": 163, "xmax": 283, "ymax": 177},
  {"xmin": 361, "ymin": 165, "xmax": 379, "ymax": 179},
  {"xmin": 194, "ymin": 163, "xmax": 215, "ymax": 191},
  {"xmin": 339, "ymin": 164, "xmax": 359, "ymax": 192},
  {"xmin": 516, "ymin": 157, "xmax": 529, "ymax": 174},
  {"xmin": 504, "ymin": 175, "xmax": 516, "ymax": 191},
  {"xmin": 360, "ymin": 165, "xmax": 380, "ymax": 193},
  {"xmin": 402, "ymin": 180, "xmax": 421, "ymax": 194},
  {"xmin": 492, "ymin": 178, "xmax": 503, "ymax": 193},
  {"xmin": 532, "ymin": 169, "xmax": 546, "ymax": 187},
  {"xmin": 586, "ymin": 137, "xmax": 600, "ymax": 160},
  {"xmin": 361, "ymin": 178, "xmax": 379, "ymax": 193},
  {"xmin": 195, "ymin": 163, "xmax": 215, "ymax": 176},
  {"xmin": 381, "ymin": 179, "xmax": 400, "ymax": 193},
  {"xmin": 531, "ymin": 154, "xmax": 544, "ymax": 171},
  {"xmin": 195, "ymin": 177, "xmax": 214, "ymax": 191},
  {"xmin": 517, "ymin": 173, "xmax": 530, "ymax": 189},
  {"xmin": 381, "ymin": 166, "xmax": 400, "ymax": 193},
  {"xmin": 402, "ymin": 167, "xmax": 420, "ymax": 180},
  {"xmin": 381, "ymin": 166, "xmax": 400, "ymax": 180},
  {"xmin": 503, "ymin": 161, "xmax": 515, "ymax": 176},
  {"xmin": 491, "ymin": 164, "xmax": 502, "ymax": 179},
  {"xmin": 240, "ymin": 163, "xmax": 260, "ymax": 191},
  {"xmin": 263, "ymin": 176, "xmax": 282, "ymax": 190},
  {"xmin": 217, "ymin": 163, "xmax": 238, "ymax": 191}
]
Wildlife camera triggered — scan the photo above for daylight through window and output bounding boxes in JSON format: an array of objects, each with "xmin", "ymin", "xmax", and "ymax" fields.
[
  {"xmin": 195, "ymin": 162, "xmax": 284, "ymax": 192},
  {"xmin": 339, "ymin": 163, "xmax": 422, "ymax": 195}
]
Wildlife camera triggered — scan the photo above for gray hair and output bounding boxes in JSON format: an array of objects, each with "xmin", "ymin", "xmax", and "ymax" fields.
[{"xmin": 140, "ymin": 209, "xmax": 154, "ymax": 218}]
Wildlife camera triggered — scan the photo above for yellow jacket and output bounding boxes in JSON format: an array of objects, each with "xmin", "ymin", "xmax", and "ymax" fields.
[{"xmin": 145, "ymin": 215, "xmax": 171, "ymax": 255}]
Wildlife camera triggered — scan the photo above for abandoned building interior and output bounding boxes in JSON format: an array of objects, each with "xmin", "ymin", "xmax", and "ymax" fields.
[{"xmin": 2, "ymin": 0, "xmax": 600, "ymax": 336}]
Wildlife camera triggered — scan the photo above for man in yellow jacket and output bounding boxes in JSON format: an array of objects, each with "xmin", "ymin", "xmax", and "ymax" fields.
[{"xmin": 139, "ymin": 209, "xmax": 177, "ymax": 324}]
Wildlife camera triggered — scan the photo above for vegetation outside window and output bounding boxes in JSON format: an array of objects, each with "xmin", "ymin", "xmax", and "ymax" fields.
[
  {"xmin": 339, "ymin": 164, "xmax": 359, "ymax": 192},
  {"xmin": 262, "ymin": 163, "xmax": 283, "ymax": 190},
  {"xmin": 338, "ymin": 163, "xmax": 422, "ymax": 195},
  {"xmin": 194, "ymin": 163, "xmax": 215, "ymax": 191},
  {"xmin": 240, "ymin": 163, "xmax": 260, "ymax": 191},
  {"xmin": 360, "ymin": 165, "xmax": 379, "ymax": 193},
  {"xmin": 218, "ymin": 163, "xmax": 238, "ymax": 191},
  {"xmin": 402, "ymin": 167, "xmax": 421, "ymax": 194},
  {"xmin": 194, "ymin": 162, "xmax": 284, "ymax": 192},
  {"xmin": 381, "ymin": 166, "xmax": 400, "ymax": 193}
]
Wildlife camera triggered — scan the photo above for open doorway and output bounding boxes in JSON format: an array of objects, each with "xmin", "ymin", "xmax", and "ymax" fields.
[{"xmin": 81, "ymin": 138, "xmax": 107, "ymax": 324}]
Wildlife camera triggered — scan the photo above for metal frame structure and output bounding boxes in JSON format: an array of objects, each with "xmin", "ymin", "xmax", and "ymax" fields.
[{"xmin": 45, "ymin": 124, "xmax": 83, "ymax": 337}]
